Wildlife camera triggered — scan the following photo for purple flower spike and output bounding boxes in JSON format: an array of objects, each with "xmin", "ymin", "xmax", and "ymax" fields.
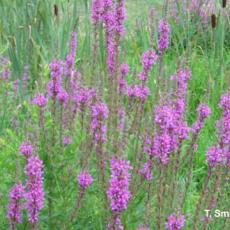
[
  {"xmin": 7, "ymin": 183, "xmax": 25, "ymax": 228},
  {"xmin": 219, "ymin": 93, "xmax": 230, "ymax": 111},
  {"xmin": 139, "ymin": 160, "xmax": 153, "ymax": 181},
  {"xmin": 192, "ymin": 103, "xmax": 211, "ymax": 133},
  {"xmin": 25, "ymin": 155, "xmax": 44, "ymax": 223},
  {"xmin": 206, "ymin": 146, "xmax": 223, "ymax": 168},
  {"xmin": 63, "ymin": 136, "xmax": 72, "ymax": 145},
  {"xmin": 120, "ymin": 63, "xmax": 130, "ymax": 76},
  {"xmin": 141, "ymin": 50, "xmax": 158, "ymax": 72},
  {"xmin": 32, "ymin": 93, "xmax": 48, "ymax": 107},
  {"xmin": 139, "ymin": 50, "xmax": 158, "ymax": 82},
  {"xmin": 78, "ymin": 171, "xmax": 93, "ymax": 189},
  {"xmin": 166, "ymin": 213, "xmax": 186, "ymax": 230},
  {"xmin": 92, "ymin": 0, "xmax": 103, "ymax": 24},
  {"xmin": 197, "ymin": 104, "xmax": 212, "ymax": 119},
  {"xmin": 158, "ymin": 20, "xmax": 171, "ymax": 53},
  {"xmin": 57, "ymin": 89, "xmax": 69, "ymax": 105},
  {"xmin": 91, "ymin": 102, "xmax": 109, "ymax": 143},
  {"xmin": 114, "ymin": 0, "xmax": 126, "ymax": 37},
  {"xmin": 19, "ymin": 141, "xmax": 34, "ymax": 157},
  {"xmin": 107, "ymin": 157, "xmax": 132, "ymax": 213}
]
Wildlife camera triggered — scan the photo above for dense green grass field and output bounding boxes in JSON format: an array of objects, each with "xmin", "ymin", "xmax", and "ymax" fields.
[{"xmin": 0, "ymin": 0, "xmax": 230, "ymax": 229}]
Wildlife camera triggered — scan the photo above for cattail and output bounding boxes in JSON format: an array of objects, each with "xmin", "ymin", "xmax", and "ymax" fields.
[
  {"xmin": 222, "ymin": 0, "xmax": 227, "ymax": 8},
  {"xmin": 54, "ymin": 4, "xmax": 58, "ymax": 16},
  {"xmin": 211, "ymin": 14, "xmax": 217, "ymax": 28}
]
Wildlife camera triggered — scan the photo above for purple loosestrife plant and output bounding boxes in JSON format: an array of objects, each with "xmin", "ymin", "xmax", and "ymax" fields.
[
  {"xmin": 114, "ymin": 0, "xmax": 126, "ymax": 37},
  {"xmin": 92, "ymin": 0, "xmax": 103, "ymax": 24},
  {"xmin": 107, "ymin": 215, "xmax": 124, "ymax": 230},
  {"xmin": 125, "ymin": 49, "xmax": 157, "ymax": 105},
  {"xmin": 104, "ymin": 7, "xmax": 116, "ymax": 75},
  {"xmin": 206, "ymin": 146, "xmax": 224, "ymax": 168},
  {"xmin": 70, "ymin": 171, "xmax": 93, "ymax": 222},
  {"xmin": 118, "ymin": 106, "xmax": 125, "ymax": 131},
  {"xmin": 126, "ymin": 84, "xmax": 150, "ymax": 102},
  {"xmin": 47, "ymin": 60, "xmax": 63, "ymax": 98},
  {"xmin": 63, "ymin": 135, "xmax": 72, "ymax": 146},
  {"xmin": 166, "ymin": 213, "xmax": 186, "ymax": 230},
  {"xmin": 0, "ymin": 57, "xmax": 10, "ymax": 80},
  {"xmin": 107, "ymin": 157, "xmax": 132, "ymax": 229},
  {"xmin": 205, "ymin": 93, "xmax": 230, "ymax": 167},
  {"xmin": 139, "ymin": 50, "xmax": 158, "ymax": 82},
  {"xmin": 73, "ymin": 87, "xmax": 96, "ymax": 110},
  {"xmin": 138, "ymin": 160, "xmax": 153, "ymax": 181},
  {"xmin": 19, "ymin": 141, "xmax": 34, "ymax": 158},
  {"xmin": 91, "ymin": 102, "xmax": 109, "ymax": 144},
  {"xmin": 182, "ymin": 103, "xmax": 211, "ymax": 206},
  {"xmin": 32, "ymin": 94, "xmax": 48, "ymax": 107},
  {"xmin": 25, "ymin": 155, "xmax": 44, "ymax": 225},
  {"xmin": 218, "ymin": 93, "xmax": 230, "ymax": 147},
  {"xmin": 65, "ymin": 32, "xmax": 77, "ymax": 77},
  {"xmin": 78, "ymin": 171, "xmax": 94, "ymax": 190},
  {"xmin": 57, "ymin": 89, "xmax": 69, "ymax": 105},
  {"xmin": 7, "ymin": 183, "xmax": 25, "ymax": 229},
  {"xmin": 119, "ymin": 63, "xmax": 129, "ymax": 93},
  {"xmin": 158, "ymin": 20, "xmax": 171, "ymax": 53},
  {"xmin": 90, "ymin": 102, "xmax": 109, "ymax": 190},
  {"xmin": 192, "ymin": 104, "xmax": 212, "ymax": 133}
]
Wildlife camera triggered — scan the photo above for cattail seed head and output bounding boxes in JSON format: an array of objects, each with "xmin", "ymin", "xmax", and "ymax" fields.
[
  {"xmin": 222, "ymin": 0, "xmax": 227, "ymax": 8},
  {"xmin": 211, "ymin": 14, "xmax": 217, "ymax": 28},
  {"xmin": 54, "ymin": 4, "xmax": 58, "ymax": 16}
]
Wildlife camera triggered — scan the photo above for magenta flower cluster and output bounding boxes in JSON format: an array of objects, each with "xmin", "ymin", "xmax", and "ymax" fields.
[
  {"xmin": 114, "ymin": 0, "xmax": 126, "ymax": 37},
  {"xmin": 7, "ymin": 183, "xmax": 25, "ymax": 227},
  {"xmin": 25, "ymin": 155, "xmax": 45, "ymax": 223},
  {"xmin": 166, "ymin": 213, "xmax": 186, "ymax": 230},
  {"xmin": 78, "ymin": 171, "xmax": 94, "ymax": 189},
  {"xmin": 91, "ymin": 0, "xmax": 103, "ymax": 24},
  {"xmin": 139, "ymin": 160, "xmax": 153, "ymax": 181},
  {"xmin": 158, "ymin": 20, "xmax": 171, "ymax": 53},
  {"xmin": 206, "ymin": 146, "xmax": 223, "ymax": 168},
  {"xmin": 91, "ymin": 0, "xmax": 126, "ymax": 75},
  {"xmin": 47, "ymin": 59, "xmax": 63, "ymax": 98},
  {"xmin": 121, "ymin": 49, "xmax": 158, "ymax": 101},
  {"xmin": 126, "ymin": 84, "xmax": 150, "ymax": 101},
  {"xmin": 107, "ymin": 215, "xmax": 124, "ymax": 230},
  {"xmin": 63, "ymin": 135, "xmax": 72, "ymax": 145},
  {"xmin": 107, "ymin": 157, "xmax": 132, "ymax": 213},
  {"xmin": 8, "ymin": 142, "xmax": 45, "ymax": 226},
  {"xmin": 32, "ymin": 93, "xmax": 48, "ymax": 107},
  {"xmin": 192, "ymin": 103, "xmax": 211, "ymax": 133},
  {"xmin": 206, "ymin": 93, "xmax": 230, "ymax": 167},
  {"xmin": 19, "ymin": 141, "xmax": 34, "ymax": 157},
  {"xmin": 144, "ymin": 69, "xmax": 191, "ymax": 164},
  {"xmin": 73, "ymin": 86, "xmax": 96, "ymax": 109},
  {"xmin": 91, "ymin": 102, "xmax": 109, "ymax": 143},
  {"xmin": 139, "ymin": 50, "xmax": 158, "ymax": 82},
  {"xmin": 66, "ymin": 32, "xmax": 77, "ymax": 76},
  {"xmin": 119, "ymin": 63, "xmax": 130, "ymax": 93}
]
